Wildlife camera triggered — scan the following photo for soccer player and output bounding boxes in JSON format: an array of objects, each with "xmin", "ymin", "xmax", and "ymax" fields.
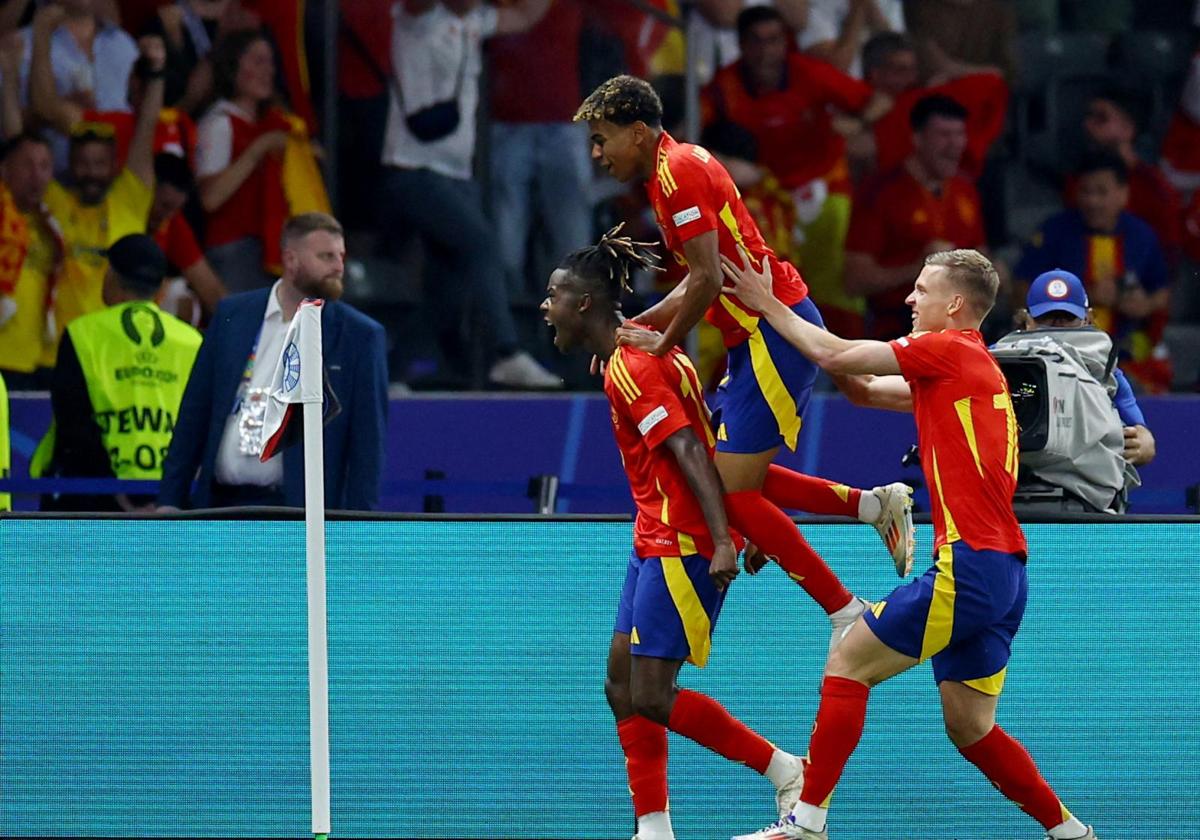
[
  {"xmin": 575, "ymin": 76, "xmax": 914, "ymax": 651},
  {"xmin": 722, "ymin": 248, "xmax": 1098, "ymax": 840},
  {"xmin": 540, "ymin": 227, "xmax": 808, "ymax": 840}
]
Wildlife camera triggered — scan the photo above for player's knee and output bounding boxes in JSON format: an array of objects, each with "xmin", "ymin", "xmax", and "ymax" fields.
[
  {"xmin": 630, "ymin": 684, "xmax": 674, "ymax": 725},
  {"xmin": 942, "ymin": 711, "xmax": 992, "ymax": 748},
  {"xmin": 604, "ymin": 675, "xmax": 632, "ymax": 715}
]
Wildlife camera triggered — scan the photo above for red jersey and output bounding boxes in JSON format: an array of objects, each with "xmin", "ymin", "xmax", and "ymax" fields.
[
  {"xmin": 848, "ymin": 166, "xmax": 985, "ymax": 338},
  {"xmin": 605, "ymin": 337, "xmax": 728, "ymax": 558},
  {"xmin": 873, "ymin": 73, "xmax": 1010, "ymax": 181},
  {"xmin": 80, "ymin": 108, "xmax": 198, "ymax": 168},
  {"xmin": 889, "ymin": 329, "xmax": 1027, "ymax": 558},
  {"xmin": 489, "ymin": 0, "xmax": 583, "ymax": 122},
  {"xmin": 701, "ymin": 53, "xmax": 872, "ymax": 192},
  {"xmin": 646, "ymin": 131, "xmax": 809, "ymax": 348},
  {"xmin": 153, "ymin": 212, "xmax": 204, "ymax": 273}
]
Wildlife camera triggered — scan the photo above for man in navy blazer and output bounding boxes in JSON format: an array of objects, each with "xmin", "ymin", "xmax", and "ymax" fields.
[{"xmin": 158, "ymin": 213, "xmax": 387, "ymax": 510}]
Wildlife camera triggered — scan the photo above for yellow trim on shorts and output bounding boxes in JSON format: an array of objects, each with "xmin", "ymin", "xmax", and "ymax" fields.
[
  {"xmin": 717, "ymin": 295, "xmax": 802, "ymax": 451},
  {"xmin": 919, "ymin": 544, "xmax": 957, "ymax": 662},
  {"xmin": 962, "ymin": 667, "xmax": 1008, "ymax": 696},
  {"xmin": 661, "ymin": 556, "xmax": 712, "ymax": 667}
]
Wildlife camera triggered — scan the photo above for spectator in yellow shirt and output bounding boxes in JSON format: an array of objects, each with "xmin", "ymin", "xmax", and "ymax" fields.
[{"xmin": 29, "ymin": 6, "xmax": 165, "ymax": 348}]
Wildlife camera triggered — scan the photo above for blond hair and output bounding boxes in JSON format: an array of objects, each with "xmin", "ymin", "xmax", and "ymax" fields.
[{"xmin": 924, "ymin": 249, "xmax": 999, "ymax": 318}]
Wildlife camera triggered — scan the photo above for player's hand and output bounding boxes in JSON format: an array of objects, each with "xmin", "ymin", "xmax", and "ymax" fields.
[
  {"xmin": 709, "ymin": 541, "xmax": 739, "ymax": 591},
  {"xmin": 615, "ymin": 324, "xmax": 666, "ymax": 355},
  {"xmin": 721, "ymin": 246, "xmax": 773, "ymax": 313},
  {"xmin": 742, "ymin": 541, "xmax": 776, "ymax": 575},
  {"xmin": 589, "ymin": 354, "xmax": 606, "ymax": 376}
]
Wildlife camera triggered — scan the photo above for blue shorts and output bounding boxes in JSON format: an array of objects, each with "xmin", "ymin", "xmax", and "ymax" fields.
[
  {"xmin": 712, "ymin": 297, "xmax": 823, "ymax": 454},
  {"xmin": 864, "ymin": 542, "xmax": 1028, "ymax": 695},
  {"xmin": 613, "ymin": 551, "xmax": 727, "ymax": 668}
]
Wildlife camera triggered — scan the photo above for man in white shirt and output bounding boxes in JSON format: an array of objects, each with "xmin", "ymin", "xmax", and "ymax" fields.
[
  {"xmin": 379, "ymin": 0, "xmax": 563, "ymax": 389},
  {"xmin": 158, "ymin": 213, "xmax": 389, "ymax": 510}
]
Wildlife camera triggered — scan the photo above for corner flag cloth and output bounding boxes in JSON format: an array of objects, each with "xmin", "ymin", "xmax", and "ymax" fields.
[{"xmin": 260, "ymin": 298, "xmax": 339, "ymax": 461}]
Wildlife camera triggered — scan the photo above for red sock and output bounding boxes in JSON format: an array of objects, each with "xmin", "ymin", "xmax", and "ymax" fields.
[
  {"xmin": 725, "ymin": 489, "xmax": 853, "ymax": 614},
  {"xmin": 800, "ymin": 676, "xmax": 870, "ymax": 807},
  {"xmin": 616, "ymin": 715, "xmax": 669, "ymax": 817},
  {"xmin": 764, "ymin": 465, "xmax": 862, "ymax": 517},
  {"xmin": 666, "ymin": 688, "xmax": 775, "ymax": 774},
  {"xmin": 958, "ymin": 725, "xmax": 1070, "ymax": 829}
]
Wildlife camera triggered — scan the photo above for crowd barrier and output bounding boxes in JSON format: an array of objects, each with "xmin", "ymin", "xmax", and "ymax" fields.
[
  {"xmin": 6, "ymin": 393, "xmax": 1200, "ymax": 514},
  {"xmin": 1, "ymin": 517, "xmax": 1196, "ymax": 838}
]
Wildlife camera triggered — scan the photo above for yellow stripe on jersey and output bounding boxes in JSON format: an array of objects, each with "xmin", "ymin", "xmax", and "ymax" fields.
[
  {"xmin": 609, "ymin": 349, "xmax": 641, "ymax": 403},
  {"xmin": 718, "ymin": 202, "xmax": 761, "ymax": 268},
  {"xmin": 930, "ymin": 446, "xmax": 961, "ymax": 544},
  {"xmin": 672, "ymin": 354, "xmax": 716, "ymax": 448},
  {"xmin": 657, "ymin": 149, "xmax": 678, "ymax": 197},
  {"xmin": 919, "ymin": 544, "xmax": 957, "ymax": 661},
  {"xmin": 954, "ymin": 397, "xmax": 984, "ymax": 477},
  {"xmin": 658, "ymin": 477, "xmax": 699, "ymax": 558},
  {"xmin": 831, "ymin": 483, "xmax": 851, "ymax": 502},
  {"xmin": 994, "ymin": 390, "xmax": 1019, "ymax": 479},
  {"xmin": 963, "ymin": 666, "xmax": 1008, "ymax": 696},
  {"xmin": 717, "ymin": 295, "xmax": 802, "ymax": 451},
  {"xmin": 661, "ymin": 556, "xmax": 712, "ymax": 667}
]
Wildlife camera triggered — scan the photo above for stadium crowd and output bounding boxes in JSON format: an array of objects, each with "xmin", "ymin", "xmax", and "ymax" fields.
[{"xmin": 0, "ymin": 0, "xmax": 1196, "ymax": 512}]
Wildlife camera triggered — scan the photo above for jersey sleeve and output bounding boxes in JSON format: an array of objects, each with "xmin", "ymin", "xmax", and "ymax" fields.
[
  {"xmin": 889, "ymin": 330, "xmax": 964, "ymax": 382},
  {"xmin": 609, "ymin": 348, "xmax": 692, "ymax": 450},
  {"xmin": 803, "ymin": 54, "xmax": 873, "ymax": 113},
  {"xmin": 659, "ymin": 150, "xmax": 719, "ymax": 244}
]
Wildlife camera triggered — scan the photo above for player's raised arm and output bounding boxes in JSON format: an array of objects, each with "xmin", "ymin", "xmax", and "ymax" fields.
[
  {"xmin": 830, "ymin": 373, "xmax": 913, "ymax": 413},
  {"xmin": 663, "ymin": 426, "xmax": 739, "ymax": 590},
  {"xmin": 631, "ymin": 230, "xmax": 722, "ymax": 355},
  {"xmin": 722, "ymin": 250, "xmax": 901, "ymax": 377}
]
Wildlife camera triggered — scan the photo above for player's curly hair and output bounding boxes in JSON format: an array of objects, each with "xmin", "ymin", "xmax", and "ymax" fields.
[
  {"xmin": 559, "ymin": 224, "xmax": 662, "ymax": 302},
  {"xmin": 574, "ymin": 75, "xmax": 663, "ymax": 127}
]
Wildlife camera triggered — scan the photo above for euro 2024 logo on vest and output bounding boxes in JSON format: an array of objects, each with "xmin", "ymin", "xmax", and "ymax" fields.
[{"xmin": 283, "ymin": 342, "xmax": 301, "ymax": 394}]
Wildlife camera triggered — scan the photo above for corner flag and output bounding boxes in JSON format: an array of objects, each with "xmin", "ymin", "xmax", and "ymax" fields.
[{"xmin": 258, "ymin": 296, "xmax": 332, "ymax": 839}]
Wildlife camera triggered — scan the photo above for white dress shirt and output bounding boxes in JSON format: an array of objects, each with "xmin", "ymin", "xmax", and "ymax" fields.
[
  {"xmin": 381, "ymin": 2, "xmax": 498, "ymax": 180},
  {"xmin": 214, "ymin": 280, "xmax": 288, "ymax": 487}
]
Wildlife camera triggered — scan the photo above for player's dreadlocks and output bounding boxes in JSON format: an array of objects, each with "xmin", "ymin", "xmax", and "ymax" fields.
[
  {"xmin": 559, "ymin": 224, "xmax": 662, "ymax": 303},
  {"xmin": 574, "ymin": 75, "xmax": 663, "ymax": 127}
]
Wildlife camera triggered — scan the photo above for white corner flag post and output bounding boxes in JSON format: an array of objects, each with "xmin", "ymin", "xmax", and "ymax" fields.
[{"xmin": 261, "ymin": 299, "xmax": 331, "ymax": 840}]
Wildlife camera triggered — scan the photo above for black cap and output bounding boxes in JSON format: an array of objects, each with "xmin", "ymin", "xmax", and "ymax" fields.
[{"xmin": 106, "ymin": 234, "xmax": 167, "ymax": 295}]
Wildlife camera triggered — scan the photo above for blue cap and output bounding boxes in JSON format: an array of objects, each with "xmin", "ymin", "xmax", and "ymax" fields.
[{"xmin": 1027, "ymin": 269, "xmax": 1089, "ymax": 319}]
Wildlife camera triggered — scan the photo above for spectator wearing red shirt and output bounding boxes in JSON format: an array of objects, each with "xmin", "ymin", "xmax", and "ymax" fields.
[
  {"xmin": 77, "ymin": 51, "xmax": 198, "ymax": 168},
  {"xmin": 701, "ymin": 5, "xmax": 889, "ymax": 336},
  {"xmin": 1063, "ymin": 87, "xmax": 1183, "ymax": 267},
  {"xmin": 195, "ymin": 30, "xmax": 312, "ymax": 293},
  {"xmin": 148, "ymin": 152, "xmax": 226, "ymax": 324},
  {"xmin": 854, "ymin": 32, "xmax": 1008, "ymax": 182},
  {"xmin": 487, "ymin": 0, "xmax": 593, "ymax": 300},
  {"xmin": 845, "ymin": 94, "xmax": 985, "ymax": 339}
]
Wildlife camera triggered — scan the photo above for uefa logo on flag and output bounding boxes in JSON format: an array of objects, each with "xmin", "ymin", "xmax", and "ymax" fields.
[{"xmin": 283, "ymin": 342, "xmax": 301, "ymax": 391}]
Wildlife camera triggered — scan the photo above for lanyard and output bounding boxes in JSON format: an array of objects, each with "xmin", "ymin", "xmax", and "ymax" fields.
[{"xmin": 231, "ymin": 321, "xmax": 267, "ymax": 415}]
